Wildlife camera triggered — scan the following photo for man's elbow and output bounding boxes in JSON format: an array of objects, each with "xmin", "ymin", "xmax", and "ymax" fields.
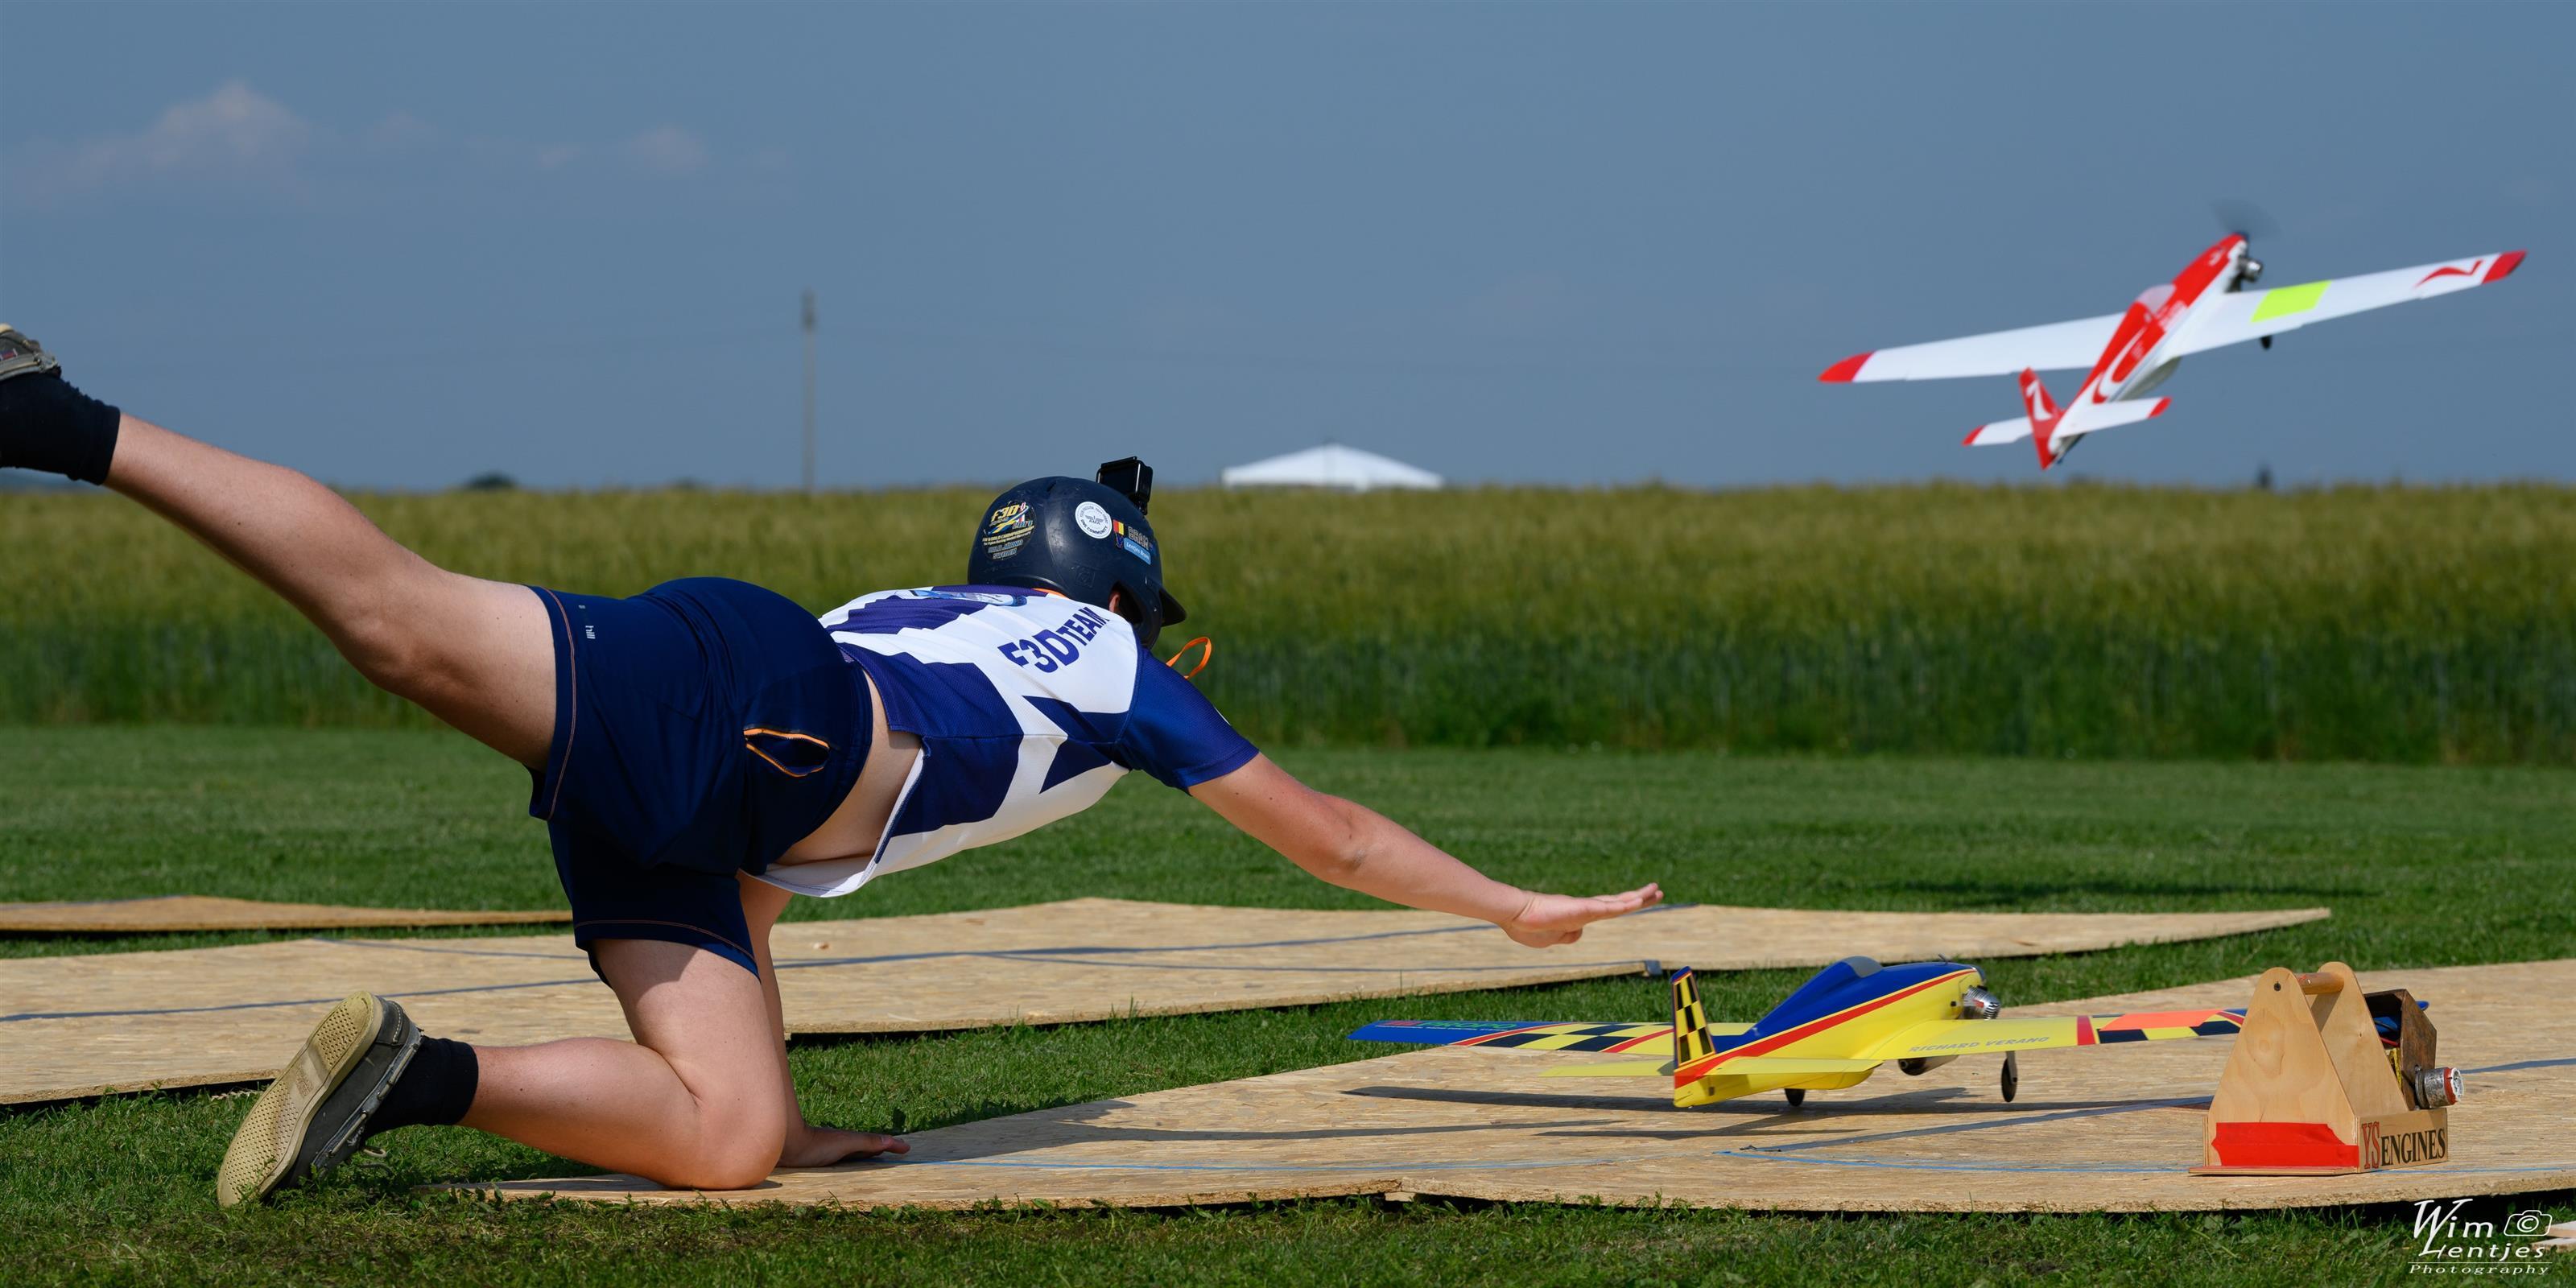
[{"xmin": 1303, "ymin": 804, "xmax": 1372, "ymax": 882}]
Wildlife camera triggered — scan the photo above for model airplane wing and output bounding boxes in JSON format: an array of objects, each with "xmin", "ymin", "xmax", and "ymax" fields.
[
  {"xmin": 1345, "ymin": 1019, "xmax": 1746, "ymax": 1052},
  {"xmin": 1819, "ymin": 312, "xmax": 2124, "ymax": 383},
  {"xmin": 1864, "ymin": 1007, "xmax": 2247, "ymax": 1060},
  {"xmin": 2169, "ymin": 250, "xmax": 2524, "ymax": 357},
  {"xmin": 1538, "ymin": 1059, "xmax": 1674, "ymax": 1078},
  {"xmin": 1544, "ymin": 1055, "xmax": 1877, "ymax": 1080}
]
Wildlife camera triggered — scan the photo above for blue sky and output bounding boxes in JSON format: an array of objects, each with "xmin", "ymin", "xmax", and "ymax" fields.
[{"xmin": 4, "ymin": 2, "xmax": 2568, "ymax": 489}]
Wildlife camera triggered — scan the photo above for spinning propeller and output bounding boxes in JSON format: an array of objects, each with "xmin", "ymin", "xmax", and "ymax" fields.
[{"xmin": 2212, "ymin": 198, "xmax": 2277, "ymax": 294}]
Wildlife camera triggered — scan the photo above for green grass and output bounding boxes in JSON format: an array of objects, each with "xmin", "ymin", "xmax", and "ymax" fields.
[
  {"xmin": 2, "ymin": 728, "xmax": 2570, "ymax": 1285},
  {"xmin": 8, "ymin": 483, "xmax": 2575, "ymax": 762}
]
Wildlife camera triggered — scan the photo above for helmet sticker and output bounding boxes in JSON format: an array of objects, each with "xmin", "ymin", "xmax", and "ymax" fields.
[
  {"xmin": 1075, "ymin": 501, "xmax": 1113, "ymax": 539},
  {"xmin": 980, "ymin": 502, "xmax": 1036, "ymax": 559},
  {"xmin": 1110, "ymin": 519, "xmax": 1156, "ymax": 565},
  {"xmin": 984, "ymin": 502, "xmax": 1031, "ymax": 535}
]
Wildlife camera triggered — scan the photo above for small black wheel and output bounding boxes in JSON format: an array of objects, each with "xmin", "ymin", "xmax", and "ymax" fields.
[
  {"xmin": 2000, "ymin": 1051, "xmax": 2021, "ymax": 1103},
  {"xmin": 1784, "ymin": 1088, "xmax": 1806, "ymax": 1108}
]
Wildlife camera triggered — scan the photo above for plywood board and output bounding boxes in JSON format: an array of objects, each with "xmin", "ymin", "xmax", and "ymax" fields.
[
  {"xmin": 473, "ymin": 960, "xmax": 2576, "ymax": 1215},
  {"xmin": 0, "ymin": 895, "xmax": 568, "ymax": 935},
  {"xmin": 0, "ymin": 898, "xmax": 2324, "ymax": 1104}
]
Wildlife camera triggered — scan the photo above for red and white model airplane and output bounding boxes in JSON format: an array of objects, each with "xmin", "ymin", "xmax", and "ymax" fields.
[{"xmin": 1819, "ymin": 236, "xmax": 2527, "ymax": 469}]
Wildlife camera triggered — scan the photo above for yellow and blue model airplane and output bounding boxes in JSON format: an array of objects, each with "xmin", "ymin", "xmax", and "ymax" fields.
[{"xmin": 1348, "ymin": 957, "xmax": 2248, "ymax": 1108}]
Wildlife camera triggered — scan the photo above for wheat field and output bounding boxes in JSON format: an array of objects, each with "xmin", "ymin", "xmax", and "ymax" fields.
[{"xmin": 4, "ymin": 483, "xmax": 2570, "ymax": 762}]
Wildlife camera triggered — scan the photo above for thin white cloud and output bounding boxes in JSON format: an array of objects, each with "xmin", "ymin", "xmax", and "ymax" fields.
[
  {"xmin": 363, "ymin": 112, "xmax": 440, "ymax": 151},
  {"xmin": 18, "ymin": 80, "xmax": 315, "ymax": 201},
  {"xmin": 618, "ymin": 127, "xmax": 711, "ymax": 177},
  {"xmin": 9, "ymin": 85, "xmax": 762, "ymax": 208},
  {"xmin": 455, "ymin": 134, "xmax": 583, "ymax": 173}
]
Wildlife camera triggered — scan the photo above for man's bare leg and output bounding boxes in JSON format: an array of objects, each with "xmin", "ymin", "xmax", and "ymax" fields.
[
  {"xmin": 741, "ymin": 875, "xmax": 910, "ymax": 1168},
  {"xmin": 460, "ymin": 940, "xmax": 795, "ymax": 1188},
  {"xmin": 52, "ymin": 397, "xmax": 900, "ymax": 1187},
  {"xmin": 103, "ymin": 415, "xmax": 554, "ymax": 765},
  {"xmin": 455, "ymin": 891, "xmax": 902, "ymax": 1187}
]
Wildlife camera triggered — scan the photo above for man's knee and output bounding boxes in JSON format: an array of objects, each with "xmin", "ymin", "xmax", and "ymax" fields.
[
  {"xmin": 663, "ymin": 1095, "xmax": 788, "ymax": 1190},
  {"xmin": 675, "ymin": 1149, "xmax": 782, "ymax": 1191}
]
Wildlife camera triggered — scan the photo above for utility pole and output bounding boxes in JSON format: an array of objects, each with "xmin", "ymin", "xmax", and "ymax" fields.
[{"xmin": 801, "ymin": 289, "xmax": 818, "ymax": 494}]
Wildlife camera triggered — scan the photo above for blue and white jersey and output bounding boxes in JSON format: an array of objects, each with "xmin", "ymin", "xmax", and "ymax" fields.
[{"xmin": 754, "ymin": 586, "xmax": 1258, "ymax": 898}]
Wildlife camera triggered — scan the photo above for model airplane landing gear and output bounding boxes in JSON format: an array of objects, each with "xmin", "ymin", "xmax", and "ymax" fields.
[
  {"xmin": 1783, "ymin": 1089, "xmax": 1806, "ymax": 1108},
  {"xmin": 2000, "ymin": 1051, "xmax": 2020, "ymax": 1103}
]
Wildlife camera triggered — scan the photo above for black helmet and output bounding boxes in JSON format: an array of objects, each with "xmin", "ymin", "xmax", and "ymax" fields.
[{"xmin": 966, "ymin": 456, "xmax": 1187, "ymax": 647}]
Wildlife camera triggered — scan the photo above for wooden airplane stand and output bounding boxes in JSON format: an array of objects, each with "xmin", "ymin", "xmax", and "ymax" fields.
[{"xmin": 2192, "ymin": 961, "xmax": 2459, "ymax": 1176}]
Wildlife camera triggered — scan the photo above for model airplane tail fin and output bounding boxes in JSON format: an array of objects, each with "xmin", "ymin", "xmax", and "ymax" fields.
[
  {"xmin": 2017, "ymin": 368, "xmax": 2064, "ymax": 470},
  {"xmin": 1670, "ymin": 969, "xmax": 1716, "ymax": 1081},
  {"xmin": 1968, "ymin": 397, "xmax": 2167, "ymax": 449}
]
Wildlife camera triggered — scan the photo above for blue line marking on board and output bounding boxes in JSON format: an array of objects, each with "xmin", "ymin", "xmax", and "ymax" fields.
[
  {"xmin": 2, "ymin": 908, "xmax": 1694, "ymax": 1023},
  {"xmin": 865, "ymin": 1055, "xmax": 2576, "ymax": 1179}
]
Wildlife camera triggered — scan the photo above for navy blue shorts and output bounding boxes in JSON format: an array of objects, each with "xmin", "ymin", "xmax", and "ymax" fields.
[{"xmin": 526, "ymin": 578, "xmax": 869, "ymax": 976}]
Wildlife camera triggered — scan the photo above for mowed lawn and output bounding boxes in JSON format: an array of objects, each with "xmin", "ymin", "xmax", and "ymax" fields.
[{"xmin": 2, "ymin": 727, "xmax": 2570, "ymax": 1286}]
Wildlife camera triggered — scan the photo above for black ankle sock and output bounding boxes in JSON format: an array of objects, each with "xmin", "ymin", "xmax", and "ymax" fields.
[
  {"xmin": 370, "ymin": 1036, "xmax": 480, "ymax": 1133},
  {"xmin": 0, "ymin": 374, "xmax": 122, "ymax": 485}
]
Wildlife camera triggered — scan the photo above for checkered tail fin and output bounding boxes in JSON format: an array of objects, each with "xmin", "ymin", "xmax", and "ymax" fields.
[{"xmin": 1670, "ymin": 968, "xmax": 1715, "ymax": 1071}]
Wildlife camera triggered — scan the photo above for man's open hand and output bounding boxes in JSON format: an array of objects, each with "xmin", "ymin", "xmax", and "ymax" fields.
[
  {"xmin": 1500, "ymin": 882, "xmax": 1662, "ymax": 947},
  {"xmin": 780, "ymin": 1124, "xmax": 910, "ymax": 1170}
]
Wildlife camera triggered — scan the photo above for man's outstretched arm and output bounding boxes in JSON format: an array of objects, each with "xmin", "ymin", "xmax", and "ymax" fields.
[{"xmin": 1188, "ymin": 754, "xmax": 1660, "ymax": 947}]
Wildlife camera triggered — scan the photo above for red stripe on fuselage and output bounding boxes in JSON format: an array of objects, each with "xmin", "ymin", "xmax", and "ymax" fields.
[
  {"xmin": 1674, "ymin": 968, "xmax": 1976, "ymax": 1084},
  {"xmin": 2084, "ymin": 235, "xmax": 2242, "ymax": 406},
  {"xmin": 2169, "ymin": 237, "xmax": 2241, "ymax": 312}
]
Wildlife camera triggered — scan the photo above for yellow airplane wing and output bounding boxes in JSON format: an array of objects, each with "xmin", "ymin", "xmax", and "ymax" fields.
[
  {"xmin": 1865, "ymin": 1006, "xmax": 2246, "ymax": 1060},
  {"xmin": 1540, "ymin": 1059, "xmax": 1672, "ymax": 1078},
  {"xmin": 1690, "ymin": 1056, "xmax": 1882, "ymax": 1077},
  {"xmin": 1545, "ymin": 1054, "xmax": 1883, "ymax": 1080}
]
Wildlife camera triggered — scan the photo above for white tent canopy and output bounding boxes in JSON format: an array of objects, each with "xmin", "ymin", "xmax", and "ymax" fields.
[{"xmin": 1219, "ymin": 443, "xmax": 1443, "ymax": 492}]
